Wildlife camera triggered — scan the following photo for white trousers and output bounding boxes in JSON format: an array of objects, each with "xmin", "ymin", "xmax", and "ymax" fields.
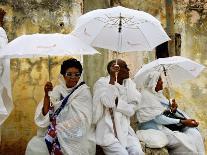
[
  {"xmin": 102, "ymin": 136, "xmax": 144, "ymax": 155},
  {"xmin": 162, "ymin": 127, "xmax": 205, "ymax": 155},
  {"xmin": 25, "ymin": 136, "xmax": 49, "ymax": 155},
  {"xmin": 184, "ymin": 128, "xmax": 205, "ymax": 155}
]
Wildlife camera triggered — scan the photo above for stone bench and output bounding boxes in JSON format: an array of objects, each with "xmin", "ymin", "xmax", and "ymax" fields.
[{"xmin": 95, "ymin": 143, "xmax": 169, "ymax": 155}]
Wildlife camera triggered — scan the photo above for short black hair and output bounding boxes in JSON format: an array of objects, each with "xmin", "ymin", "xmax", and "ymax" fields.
[
  {"xmin": 60, "ymin": 58, "xmax": 83, "ymax": 75},
  {"xmin": 107, "ymin": 59, "xmax": 116, "ymax": 74}
]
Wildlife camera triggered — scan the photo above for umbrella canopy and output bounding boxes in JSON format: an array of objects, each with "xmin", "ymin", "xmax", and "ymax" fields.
[
  {"xmin": 134, "ymin": 56, "xmax": 205, "ymax": 88},
  {"xmin": 0, "ymin": 33, "xmax": 99, "ymax": 58},
  {"xmin": 72, "ymin": 6, "xmax": 170, "ymax": 52}
]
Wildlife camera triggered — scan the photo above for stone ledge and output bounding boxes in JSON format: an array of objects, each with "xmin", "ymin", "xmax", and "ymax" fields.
[
  {"xmin": 141, "ymin": 142, "xmax": 169, "ymax": 155},
  {"xmin": 95, "ymin": 143, "xmax": 169, "ymax": 155}
]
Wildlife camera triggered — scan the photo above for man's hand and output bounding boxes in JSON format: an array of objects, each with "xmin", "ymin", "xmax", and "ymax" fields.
[
  {"xmin": 181, "ymin": 119, "xmax": 199, "ymax": 127},
  {"xmin": 109, "ymin": 64, "xmax": 120, "ymax": 85}
]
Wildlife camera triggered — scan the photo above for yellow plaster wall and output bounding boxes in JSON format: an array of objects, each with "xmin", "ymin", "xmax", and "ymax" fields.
[
  {"xmin": 0, "ymin": 0, "xmax": 83, "ymax": 154},
  {"xmin": 0, "ymin": 0, "xmax": 206, "ymax": 154}
]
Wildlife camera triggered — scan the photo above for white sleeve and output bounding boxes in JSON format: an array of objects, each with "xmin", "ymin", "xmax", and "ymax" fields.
[
  {"xmin": 116, "ymin": 99, "xmax": 134, "ymax": 117},
  {"xmin": 154, "ymin": 114, "xmax": 180, "ymax": 125},
  {"xmin": 34, "ymin": 100, "xmax": 50, "ymax": 128},
  {"xmin": 99, "ymin": 84, "xmax": 118, "ymax": 108}
]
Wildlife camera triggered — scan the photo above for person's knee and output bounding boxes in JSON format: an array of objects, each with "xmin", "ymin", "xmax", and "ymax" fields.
[
  {"xmin": 103, "ymin": 145, "xmax": 128, "ymax": 155},
  {"xmin": 122, "ymin": 149, "xmax": 129, "ymax": 155},
  {"xmin": 128, "ymin": 147, "xmax": 144, "ymax": 155},
  {"xmin": 130, "ymin": 151, "xmax": 145, "ymax": 155}
]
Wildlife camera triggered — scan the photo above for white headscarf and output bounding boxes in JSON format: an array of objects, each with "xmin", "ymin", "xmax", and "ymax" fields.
[
  {"xmin": 136, "ymin": 71, "xmax": 167, "ymax": 123},
  {"xmin": 144, "ymin": 71, "xmax": 160, "ymax": 93}
]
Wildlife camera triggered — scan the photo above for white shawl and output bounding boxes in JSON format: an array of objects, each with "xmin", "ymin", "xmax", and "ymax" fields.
[
  {"xmin": 35, "ymin": 76, "xmax": 93, "ymax": 155},
  {"xmin": 93, "ymin": 76, "xmax": 141, "ymax": 147},
  {"xmin": 136, "ymin": 71, "xmax": 166, "ymax": 123},
  {"xmin": 93, "ymin": 76, "xmax": 141, "ymax": 124}
]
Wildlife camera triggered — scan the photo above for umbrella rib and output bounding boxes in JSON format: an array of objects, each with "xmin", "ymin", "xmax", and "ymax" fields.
[
  {"xmin": 96, "ymin": 16, "xmax": 149, "ymax": 30},
  {"xmin": 122, "ymin": 18, "xmax": 153, "ymax": 29},
  {"xmin": 97, "ymin": 15, "xmax": 120, "ymax": 27}
]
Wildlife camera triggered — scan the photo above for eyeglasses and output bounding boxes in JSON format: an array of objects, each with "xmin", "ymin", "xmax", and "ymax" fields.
[{"xmin": 65, "ymin": 72, "xmax": 81, "ymax": 78}]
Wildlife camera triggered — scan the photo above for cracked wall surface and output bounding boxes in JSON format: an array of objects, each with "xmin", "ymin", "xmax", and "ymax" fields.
[
  {"xmin": 0, "ymin": 0, "xmax": 206, "ymax": 154},
  {"xmin": 0, "ymin": 0, "xmax": 82, "ymax": 154}
]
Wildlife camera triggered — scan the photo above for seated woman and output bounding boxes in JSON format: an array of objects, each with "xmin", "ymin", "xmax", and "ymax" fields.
[
  {"xmin": 136, "ymin": 71, "xmax": 205, "ymax": 155},
  {"xmin": 26, "ymin": 58, "xmax": 95, "ymax": 155}
]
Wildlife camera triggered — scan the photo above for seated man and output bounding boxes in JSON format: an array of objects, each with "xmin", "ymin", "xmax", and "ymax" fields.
[
  {"xmin": 93, "ymin": 59, "xmax": 144, "ymax": 155},
  {"xmin": 136, "ymin": 71, "xmax": 205, "ymax": 155}
]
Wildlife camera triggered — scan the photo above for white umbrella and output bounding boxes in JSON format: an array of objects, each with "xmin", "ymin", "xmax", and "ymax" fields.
[
  {"xmin": 72, "ymin": 6, "xmax": 170, "ymax": 52},
  {"xmin": 0, "ymin": 33, "xmax": 99, "ymax": 58},
  {"xmin": 0, "ymin": 33, "xmax": 99, "ymax": 123},
  {"xmin": 134, "ymin": 56, "xmax": 205, "ymax": 88}
]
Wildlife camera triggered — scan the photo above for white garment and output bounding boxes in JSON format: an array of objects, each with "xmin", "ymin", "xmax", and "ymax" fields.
[
  {"xmin": 25, "ymin": 132, "xmax": 49, "ymax": 155},
  {"xmin": 136, "ymin": 89, "xmax": 166, "ymax": 123},
  {"xmin": 0, "ymin": 27, "xmax": 13, "ymax": 125},
  {"xmin": 93, "ymin": 76, "xmax": 144, "ymax": 155},
  {"xmin": 0, "ymin": 27, "xmax": 8, "ymax": 49},
  {"xmin": 26, "ymin": 80, "xmax": 95, "ymax": 155},
  {"xmin": 102, "ymin": 136, "xmax": 144, "ymax": 155},
  {"xmin": 135, "ymin": 71, "xmax": 205, "ymax": 155}
]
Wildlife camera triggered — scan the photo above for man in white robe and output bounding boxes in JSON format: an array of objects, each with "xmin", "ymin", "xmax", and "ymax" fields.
[
  {"xmin": 135, "ymin": 71, "xmax": 205, "ymax": 155},
  {"xmin": 93, "ymin": 59, "xmax": 144, "ymax": 155},
  {"xmin": 26, "ymin": 58, "xmax": 95, "ymax": 155}
]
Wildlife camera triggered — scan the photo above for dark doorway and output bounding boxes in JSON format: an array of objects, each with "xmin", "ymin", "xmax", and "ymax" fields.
[
  {"xmin": 156, "ymin": 41, "xmax": 169, "ymax": 59},
  {"xmin": 156, "ymin": 33, "xmax": 181, "ymax": 59}
]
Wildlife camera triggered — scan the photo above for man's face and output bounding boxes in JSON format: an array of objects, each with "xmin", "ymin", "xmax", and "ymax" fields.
[{"xmin": 117, "ymin": 60, "xmax": 130, "ymax": 81}]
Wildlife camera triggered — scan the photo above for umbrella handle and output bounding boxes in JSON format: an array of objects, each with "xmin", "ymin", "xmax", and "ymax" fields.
[
  {"xmin": 115, "ymin": 61, "xmax": 119, "ymax": 83},
  {"xmin": 48, "ymin": 55, "xmax": 51, "ymax": 81},
  {"xmin": 115, "ymin": 53, "xmax": 119, "ymax": 83}
]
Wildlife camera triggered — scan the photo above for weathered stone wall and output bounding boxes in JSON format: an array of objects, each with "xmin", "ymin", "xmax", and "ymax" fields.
[
  {"xmin": 0, "ymin": 0, "xmax": 83, "ymax": 154},
  {"xmin": 0, "ymin": 0, "xmax": 206, "ymax": 154},
  {"xmin": 121, "ymin": 0, "xmax": 207, "ymax": 152},
  {"xmin": 174, "ymin": 0, "xmax": 207, "ymax": 151},
  {"xmin": 110, "ymin": 0, "xmax": 207, "ymax": 152}
]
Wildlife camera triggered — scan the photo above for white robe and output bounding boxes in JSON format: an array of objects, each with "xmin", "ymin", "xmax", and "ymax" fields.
[
  {"xmin": 135, "ymin": 71, "xmax": 205, "ymax": 155},
  {"xmin": 26, "ymin": 82, "xmax": 95, "ymax": 155},
  {"xmin": 93, "ymin": 76, "xmax": 144, "ymax": 154},
  {"xmin": 0, "ymin": 27, "xmax": 13, "ymax": 125}
]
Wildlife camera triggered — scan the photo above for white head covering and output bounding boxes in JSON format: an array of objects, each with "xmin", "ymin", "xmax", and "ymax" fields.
[
  {"xmin": 144, "ymin": 71, "xmax": 161, "ymax": 93},
  {"xmin": 136, "ymin": 71, "xmax": 166, "ymax": 123},
  {"xmin": 58, "ymin": 71, "xmax": 83, "ymax": 91}
]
